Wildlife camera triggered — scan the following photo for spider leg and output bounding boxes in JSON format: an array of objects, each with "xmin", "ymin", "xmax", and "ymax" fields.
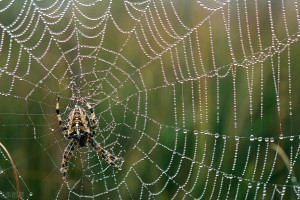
[
  {"xmin": 60, "ymin": 139, "xmax": 78, "ymax": 181},
  {"xmin": 84, "ymin": 100, "xmax": 98, "ymax": 137},
  {"xmin": 85, "ymin": 101, "xmax": 98, "ymax": 127},
  {"xmin": 56, "ymin": 97, "xmax": 68, "ymax": 131},
  {"xmin": 88, "ymin": 137, "xmax": 123, "ymax": 168}
]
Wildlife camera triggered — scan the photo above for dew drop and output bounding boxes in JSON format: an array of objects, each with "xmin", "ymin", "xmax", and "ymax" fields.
[
  {"xmin": 263, "ymin": 190, "xmax": 267, "ymax": 196},
  {"xmin": 29, "ymin": 192, "xmax": 33, "ymax": 196},
  {"xmin": 234, "ymin": 122, "xmax": 237, "ymax": 128},
  {"xmin": 250, "ymin": 135, "xmax": 255, "ymax": 141},
  {"xmin": 279, "ymin": 134, "xmax": 284, "ymax": 140},
  {"xmin": 215, "ymin": 133, "xmax": 219, "ymax": 138},
  {"xmin": 282, "ymin": 186, "xmax": 286, "ymax": 193}
]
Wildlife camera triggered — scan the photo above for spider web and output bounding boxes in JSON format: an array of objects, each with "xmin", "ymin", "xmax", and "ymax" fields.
[{"xmin": 0, "ymin": 0, "xmax": 300, "ymax": 199}]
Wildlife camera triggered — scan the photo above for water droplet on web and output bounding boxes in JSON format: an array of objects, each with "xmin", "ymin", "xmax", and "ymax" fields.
[
  {"xmin": 29, "ymin": 192, "xmax": 33, "ymax": 196},
  {"xmin": 282, "ymin": 186, "xmax": 286, "ymax": 193},
  {"xmin": 270, "ymin": 137, "xmax": 274, "ymax": 142},
  {"xmin": 290, "ymin": 136, "xmax": 294, "ymax": 141},
  {"xmin": 258, "ymin": 137, "xmax": 262, "ymax": 142},
  {"xmin": 183, "ymin": 129, "xmax": 187, "ymax": 134},
  {"xmin": 256, "ymin": 182, "xmax": 261, "ymax": 188},
  {"xmin": 248, "ymin": 183, "xmax": 252, "ymax": 188},
  {"xmin": 235, "ymin": 136, "xmax": 239, "ymax": 141},
  {"xmin": 193, "ymin": 130, "xmax": 198, "ymax": 135},
  {"xmin": 234, "ymin": 122, "xmax": 237, "ymax": 128},
  {"xmin": 264, "ymin": 138, "xmax": 269, "ymax": 142},
  {"xmin": 250, "ymin": 135, "xmax": 255, "ymax": 141},
  {"xmin": 263, "ymin": 190, "xmax": 267, "ymax": 196},
  {"xmin": 279, "ymin": 134, "xmax": 284, "ymax": 140},
  {"xmin": 214, "ymin": 133, "xmax": 219, "ymax": 138}
]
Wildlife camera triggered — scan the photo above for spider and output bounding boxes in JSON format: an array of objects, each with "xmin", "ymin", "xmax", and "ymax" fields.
[{"xmin": 56, "ymin": 97, "xmax": 123, "ymax": 180}]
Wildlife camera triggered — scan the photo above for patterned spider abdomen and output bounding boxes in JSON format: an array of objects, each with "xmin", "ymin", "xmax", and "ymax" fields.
[{"xmin": 67, "ymin": 106, "xmax": 91, "ymax": 147}]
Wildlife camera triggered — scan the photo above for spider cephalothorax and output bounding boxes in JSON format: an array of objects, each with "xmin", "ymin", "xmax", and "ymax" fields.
[{"xmin": 56, "ymin": 97, "xmax": 123, "ymax": 180}]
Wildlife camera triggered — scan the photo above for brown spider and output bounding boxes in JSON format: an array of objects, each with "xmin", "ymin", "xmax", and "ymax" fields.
[{"xmin": 56, "ymin": 97, "xmax": 122, "ymax": 181}]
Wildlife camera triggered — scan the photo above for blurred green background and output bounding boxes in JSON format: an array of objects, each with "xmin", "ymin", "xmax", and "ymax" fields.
[{"xmin": 1, "ymin": 0, "xmax": 300, "ymax": 199}]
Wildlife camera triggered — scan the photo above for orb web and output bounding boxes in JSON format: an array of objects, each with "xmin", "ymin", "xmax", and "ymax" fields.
[{"xmin": 0, "ymin": 0, "xmax": 300, "ymax": 199}]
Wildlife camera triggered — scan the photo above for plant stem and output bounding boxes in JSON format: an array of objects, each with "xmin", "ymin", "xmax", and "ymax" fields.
[{"xmin": 0, "ymin": 142, "xmax": 20, "ymax": 200}]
